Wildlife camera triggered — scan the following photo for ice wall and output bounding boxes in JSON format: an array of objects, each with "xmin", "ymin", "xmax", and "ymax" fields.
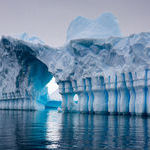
[
  {"xmin": 58, "ymin": 70, "xmax": 150, "ymax": 115},
  {"xmin": 55, "ymin": 32, "xmax": 150, "ymax": 115}
]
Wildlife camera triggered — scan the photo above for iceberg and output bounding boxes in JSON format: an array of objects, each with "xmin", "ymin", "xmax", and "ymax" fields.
[
  {"xmin": 1, "ymin": 13, "xmax": 150, "ymax": 115},
  {"xmin": 67, "ymin": 12, "xmax": 121, "ymax": 41}
]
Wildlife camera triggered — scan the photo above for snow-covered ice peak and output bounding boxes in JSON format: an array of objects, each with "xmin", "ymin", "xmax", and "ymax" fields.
[
  {"xmin": 67, "ymin": 12, "xmax": 121, "ymax": 41},
  {"xmin": 16, "ymin": 32, "xmax": 45, "ymax": 45}
]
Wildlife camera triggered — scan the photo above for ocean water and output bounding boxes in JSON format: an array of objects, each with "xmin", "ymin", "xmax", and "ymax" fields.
[{"xmin": 0, "ymin": 110, "xmax": 150, "ymax": 150}]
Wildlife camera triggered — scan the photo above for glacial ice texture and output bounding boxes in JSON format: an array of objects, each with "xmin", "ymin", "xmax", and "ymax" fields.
[{"xmin": 0, "ymin": 37, "xmax": 52, "ymax": 110}]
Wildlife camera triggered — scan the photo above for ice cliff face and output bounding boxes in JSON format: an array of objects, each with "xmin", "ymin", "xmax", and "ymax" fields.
[
  {"xmin": 51, "ymin": 32, "xmax": 150, "ymax": 82},
  {"xmin": 67, "ymin": 12, "xmax": 121, "ymax": 41},
  {"xmin": 1, "ymin": 32, "xmax": 150, "ymax": 113}
]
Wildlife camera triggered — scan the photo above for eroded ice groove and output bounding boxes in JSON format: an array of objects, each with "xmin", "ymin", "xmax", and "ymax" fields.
[
  {"xmin": 126, "ymin": 72, "xmax": 136, "ymax": 114},
  {"xmin": 58, "ymin": 70, "xmax": 150, "ymax": 115},
  {"xmin": 106, "ymin": 74, "xmax": 118, "ymax": 114},
  {"xmin": 85, "ymin": 78, "xmax": 94, "ymax": 113},
  {"xmin": 117, "ymin": 73, "xmax": 130, "ymax": 114},
  {"xmin": 0, "ymin": 91, "xmax": 44, "ymax": 110},
  {"xmin": 134, "ymin": 71, "xmax": 147, "ymax": 114},
  {"xmin": 147, "ymin": 70, "xmax": 150, "ymax": 114}
]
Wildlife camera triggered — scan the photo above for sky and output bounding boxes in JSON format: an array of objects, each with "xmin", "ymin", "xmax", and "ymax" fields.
[
  {"xmin": 0, "ymin": 0, "xmax": 150, "ymax": 94},
  {"xmin": 0, "ymin": 0, "xmax": 150, "ymax": 47}
]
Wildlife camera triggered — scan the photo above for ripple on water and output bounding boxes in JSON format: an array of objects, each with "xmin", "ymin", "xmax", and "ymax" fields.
[{"xmin": 0, "ymin": 110, "xmax": 150, "ymax": 150}]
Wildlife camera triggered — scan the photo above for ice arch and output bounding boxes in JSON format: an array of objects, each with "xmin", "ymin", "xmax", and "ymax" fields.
[
  {"xmin": 0, "ymin": 37, "xmax": 53, "ymax": 110},
  {"xmin": 1, "ymin": 30, "xmax": 150, "ymax": 115}
]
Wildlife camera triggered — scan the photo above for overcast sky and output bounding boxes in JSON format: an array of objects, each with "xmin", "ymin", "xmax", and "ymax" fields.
[{"xmin": 0, "ymin": 0, "xmax": 150, "ymax": 47}]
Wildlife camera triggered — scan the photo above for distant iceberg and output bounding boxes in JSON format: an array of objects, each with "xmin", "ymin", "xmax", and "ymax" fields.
[{"xmin": 67, "ymin": 12, "xmax": 121, "ymax": 41}]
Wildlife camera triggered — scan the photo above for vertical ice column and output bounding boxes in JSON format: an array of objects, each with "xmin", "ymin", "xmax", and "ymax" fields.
[
  {"xmin": 126, "ymin": 72, "xmax": 136, "ymax": 114},
  {"xmin": 72, "ymin": 80, "xmax": 79, "ymax": 111},
  {"xmin": 59, "ymin": 82, "xmax": 68, "ymax": 112},
  {"xmin": 8, "ymin": 93, "xmax": 12, "ymax": 109},
  {"xmin": 13, "ymin": 92, "xmax": 18, "ymax": 109},
  {"xmin": 17, "ymin": 91, "xmax": 23, "ymax": 110},
  {"xmin": 106, "ymin": 75, "xmax": 118, "ymax": 114},
  {"xmin": 3, "ymin": 93, "xmax": 8, "ymax": 109},
  {"xmin": 64, "ymin": 81, "xmax": 75, "ymax": 112},
  {"xmin": 146, "ymin": 70, "xmax": 150, "ymax": 114},
  {"xmin": 59, "ymin": 80, "xmax": 77, "ymax": 112},
  {"xmin": 77, "ymin": 78, "xmax": 89, "ymax": 113},
  {"xmin": 85, "ymin": 78, "xmax": 94, "ymax": 113},
  {"xmin": 12, "ymin": 92, "xmax": 15, "ymax": 109},
  {"xmin": 92, "ymin": 76, "xmax": 108, "ymax": 114},
  {"xmin": 72, "ymin": 80, "xmax": 78, "ymax": 93},
  {"xmin": 134, "ymin": 71, "xmax": 146, "ymax": 115},
  {"xmin": 117, "ymin": 73, "xmax": 130, "ymax": 114}
]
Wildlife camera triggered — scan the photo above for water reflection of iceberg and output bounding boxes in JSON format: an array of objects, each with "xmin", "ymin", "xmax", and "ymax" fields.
[
  {"xmin": 0, "ymin": 110, "xmax": 150, "ymax": 149},
  {"xmin": 59, "ymin": 113, "xmax": 150, "ymax": 149}
]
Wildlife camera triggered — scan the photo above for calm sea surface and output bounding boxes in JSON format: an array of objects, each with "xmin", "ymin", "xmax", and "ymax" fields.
[{"xmin": 0, "ymin": 110, "xmax": 150, "ymax": 150}]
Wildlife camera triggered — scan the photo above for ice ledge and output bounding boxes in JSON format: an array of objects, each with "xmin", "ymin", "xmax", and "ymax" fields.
[{"xmin": 58, "ymin": 69, "xmax": 150, "ymax": 115}]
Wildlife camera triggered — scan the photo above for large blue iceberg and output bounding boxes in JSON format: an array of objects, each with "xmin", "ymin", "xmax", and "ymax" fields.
[{"xmin": 0, "ymin": 13, "xmax": 150, "ymax": 115}]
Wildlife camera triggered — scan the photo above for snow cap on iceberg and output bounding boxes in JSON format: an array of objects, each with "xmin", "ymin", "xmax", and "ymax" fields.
[
  {"xmin": 15, "ymin": 32, "xmax": 45, "ymax": 45},
  {"xmin": 67, "ymin": 12, "xmax": 121, "ymax": 41}
]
